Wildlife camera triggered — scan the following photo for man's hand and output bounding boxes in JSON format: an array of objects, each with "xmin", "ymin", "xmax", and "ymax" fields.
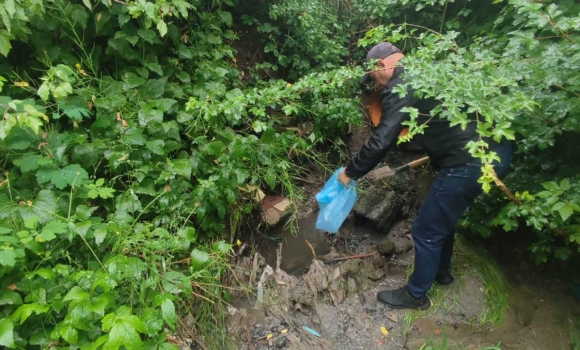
[{"xmin": 338, "ymin": 169, "xmax": 351, "ymax": 187}]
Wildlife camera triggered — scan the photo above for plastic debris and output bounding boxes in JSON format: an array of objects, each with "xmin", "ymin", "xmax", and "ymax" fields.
[
  {"xmin": 281, "ymin": 329, "xmax": 288, "ymax": 334},
  {"xmin": 302, "ymin": 325, "xmax": 322, "ymax": 338},
  {"xmin": 266, "ymin": 333, "xmax": 273, "ymax": 340},
  {"xmin": 380, "ymin": 326, "xmax": 389, "ymax": 336},
  {"xmin": 315, "ymin": 167, "xmax": 357, "ymax": 233}
]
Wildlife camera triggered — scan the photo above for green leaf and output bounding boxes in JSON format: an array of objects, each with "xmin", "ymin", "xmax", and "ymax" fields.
[
  {"xmin": 0, "ymin": 291, "xmax": 22, "ymax": 306},
  {"xmin": 32, "ymin": 190, "xmax": 59, "ymax": 223},
  {"xmin": 212, "ymin": 240, "xmax": 232, "ymax": 254},
  {"xmin": 94, "ymin": 225, "xmax": 107, "ymax": 245},
  {"xmin": 179, "ymin": 227, "xmax": 196, "ymax": 242},
  {"xmin": 60, "ymin": 324, "xmax": 79, "ymax": 344},
  {"xmin": 69, "ymin": 4, "xmax": 90, "ymax": 29},
  {"xmin": 124, "ymin": 72, "xmax": 146, "ymax": 89},
  {"xmin": 171, "ymin": 159, "xmax": 191, "ymax": 179},
  {"xmin": 541, "ymin": 181, "xmax": 560, "ymax": 191},
  {"xmin": 103, "ymin": 307, "xmax": 145, "ymax": 350},
  {"xmin": 63, "ymin": 286, "xmax": 89, "ymax": 302},
  {"xmin": 560, "ymin": 179, "xmax": 571, "ymax": 191},
  {"xmin": 190, "ymin": 249, "xmax": 210, "ymax": 269},
  {"xmin": 41, "ymin": 220, "xmax": 68, "ymax": 241},
  {"xmin": 559, "ymin": 205, "xmax": 574, "ymax": 222},
  {"xmin": 82, "ymin": 0, "xmax": 92, "ymax": 10},
  {"xmin": 0, "ymin": 318, "xmax": 15, "ymax": 348},
  {"xmin": 156, "ymin": 21, "xmax": 168, "ymax": 37},
  {"xmin": 11, "ymin": 303, "xmax": 49, "ymax": 325},
  {"xmin": 0, "ymin": 30, "xmax": 14, "ymax": 57},
  {"xmin": 137, "ymin": 29, "xmax": 159, "ymax": 44},
  {"xmin": 61, "ymin": 164, "xmax": 89, "ymax": 188},
  {"xmin": 146, "ymin": 140, "xmax": 165, "ymax": 155},
  {"xmin": 265, "ymin": 167, "xmax": 277, "ymax": 189},
  {"xmin": 160, "ymin": 298, "xmax": 176, "ymax": 329},
  {"xmin": 122, "ymin": 128, "xmax": 145, "ymax": 145},
  {"xmin": 0, "ymin": 250, "xmax": 17, "ymax": 267}
]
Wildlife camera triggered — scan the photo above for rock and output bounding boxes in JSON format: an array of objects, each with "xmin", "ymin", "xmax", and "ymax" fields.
[
  {"xmin": 353, "ymin": 186, "xmax": 402, "ymax": 232},
  {"xmin": 377, "ymin": 240, "xmax": 395, "ymax": 255},
  {"xmin": 274, "ymin": 336, "xmax": 288, "ymax": 348},
  {"xmin": 254, "ymin": 322, "xmax": 265, "ymax": 329},
  {"xmin": 271, "ymin": 325, "xmax": 281, "ymax": 333},
  {"xmin": 311, "ymin": 314, "xmax": 321, "ymax": 326}
]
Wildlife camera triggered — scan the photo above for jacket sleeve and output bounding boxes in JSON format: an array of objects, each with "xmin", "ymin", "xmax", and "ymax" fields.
[{"xmin": 344, "ymin": 88, "xmax": 410, "ymax": 179}]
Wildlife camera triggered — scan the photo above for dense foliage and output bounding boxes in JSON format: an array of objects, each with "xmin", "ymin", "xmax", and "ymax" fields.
[{"xmin": 0, "ymin": 0, "xmax": 579, "ymax": 348}]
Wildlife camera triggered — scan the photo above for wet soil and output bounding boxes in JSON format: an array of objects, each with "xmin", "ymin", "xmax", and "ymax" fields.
[{"xmin": 228, "ymin": 216, "xmax": 579, "ymax": 350}]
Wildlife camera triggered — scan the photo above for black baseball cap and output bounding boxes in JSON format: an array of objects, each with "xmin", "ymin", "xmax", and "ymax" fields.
[{"xmin": 359, "ymin": 42, "xmax": 402, "ymax": 88}]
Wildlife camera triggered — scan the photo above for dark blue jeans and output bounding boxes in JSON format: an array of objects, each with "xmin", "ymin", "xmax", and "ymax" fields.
[{"xmin": 406, "ymin": 140, "xmax": 513, "ymax": 299}]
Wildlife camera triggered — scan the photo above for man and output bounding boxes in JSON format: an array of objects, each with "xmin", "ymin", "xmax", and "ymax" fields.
[{"xmin": 338, "ymin": 42, "xmax": 512, "ymax": 310}]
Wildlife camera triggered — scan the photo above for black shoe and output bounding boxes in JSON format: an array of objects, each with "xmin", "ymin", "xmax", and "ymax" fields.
[
  {"xmin": 377, "ymin": 286, "xmax": 430, "ymax": 310},
  {"xmin": 435, "ymin": 270, "xmax": 454, "ymax": 285}
]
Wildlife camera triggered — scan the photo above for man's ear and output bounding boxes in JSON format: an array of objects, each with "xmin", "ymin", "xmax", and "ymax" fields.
[{"xmin": 377, "ymin": 58, "xmax": 387, "ymax": 69}]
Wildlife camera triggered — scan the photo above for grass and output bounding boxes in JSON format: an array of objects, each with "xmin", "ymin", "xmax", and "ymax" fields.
[{"xmin": 401, "ymin": 235, "xmax": 509, "ymax": 337}]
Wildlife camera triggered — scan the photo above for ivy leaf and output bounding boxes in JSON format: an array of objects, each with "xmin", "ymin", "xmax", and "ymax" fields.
[
  {"xmin": 0, "ymin": 318, "xmax": 15, "ymax": 348},
  {"xmin": 146, "ymin": 140, "xmax": 165, "ymax": 155},
  {"xmin": 11, "ymin": 303, "xmax": 49, "ymax": 325},
  {"xmin": 0, "ymin": 250, "xmax": 17, "ymax": 267},
  {"xmin": 122, "ymin": 128, "xmax": 145, "ymax": 146},
  {"xmin": 60, "ymin": 325, "xmax": 78, "ymax": 344}
]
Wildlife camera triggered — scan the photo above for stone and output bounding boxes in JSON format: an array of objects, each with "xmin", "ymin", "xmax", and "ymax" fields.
[
  {"xmin": 311, "ymin": 314, "xmax": 321, "ymax": 326},
  {"xmin": 377, "ymin": 240, "xmax": 395, "ymax": 255},
  {"xmin": 353, "ymin": 186, "xmax": 401, "ymax": 232},
  {"xmin": 274, "ymin": 336, "xmax": 288, "ymax": 348}
]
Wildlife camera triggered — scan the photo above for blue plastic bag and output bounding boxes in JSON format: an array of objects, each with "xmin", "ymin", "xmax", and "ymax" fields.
[{"xmin": 315, "ymin": 167, "xmax": 357, "ymax": 233}]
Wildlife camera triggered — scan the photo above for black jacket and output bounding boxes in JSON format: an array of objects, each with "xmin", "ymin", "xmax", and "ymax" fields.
[{"xmin": 345, "ymin": 67, "xmax": 480, "ymax": 179}]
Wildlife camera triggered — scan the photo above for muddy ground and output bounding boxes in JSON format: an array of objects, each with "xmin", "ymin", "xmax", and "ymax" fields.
[
  {"xmin": 225, "ymin": 208, "xmax": 579, "ymax": 350},
  {"xmin": 207, "ymin": 123, "xmax": 580, "ymax": 350}
]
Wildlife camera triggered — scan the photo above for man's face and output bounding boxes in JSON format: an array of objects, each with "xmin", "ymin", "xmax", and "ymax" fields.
[
  {"xmin": 370, "ymin": 67, "xmax": 391, "ymax": 88},
  {"xmin": 369, "ymin": 54, "xmax": 402, "ymax": 88}
]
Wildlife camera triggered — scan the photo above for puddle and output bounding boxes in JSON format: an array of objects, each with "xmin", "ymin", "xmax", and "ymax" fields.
[{"xmin": 258, "ymin": 214, "xmax": 332, "ymax": 275}]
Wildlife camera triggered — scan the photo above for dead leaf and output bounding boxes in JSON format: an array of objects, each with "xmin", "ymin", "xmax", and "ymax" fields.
[
  {"xmin": 386, "ymin": 312, "xmax": 398, "ymax": 323},
  {"xmin": 435, "ymin": 328, "xmax": 442, "ymax": 335},
  {"xmin": 380, "ymin": 326, "xmax": 389, "ymax": 336}
]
